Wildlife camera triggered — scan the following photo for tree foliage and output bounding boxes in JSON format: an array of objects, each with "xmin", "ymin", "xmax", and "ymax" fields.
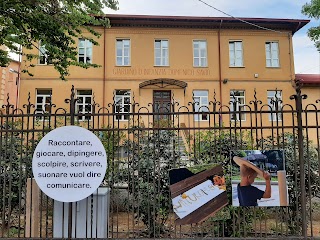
[
  {"xmin": 302, "ymin": 0, "xmax": 320, "ymax": 50},
  {"xmin": 0, "ymin": 0, "xmax": 118, "ymax": 80}
]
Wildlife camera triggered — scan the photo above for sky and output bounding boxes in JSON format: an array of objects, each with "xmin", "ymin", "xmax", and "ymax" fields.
[{"xmin": 105, "ymin": 0, "xmax": 320, "ymax": 74}]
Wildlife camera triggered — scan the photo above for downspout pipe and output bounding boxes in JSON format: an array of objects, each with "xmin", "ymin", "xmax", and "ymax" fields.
[
  {"xmin": 218, "ymin": 20, "xmax": 223, "ymax": 124},
  {"xmin": 103, "ymin": 26, "xmax": 106, "ymax": 126}
]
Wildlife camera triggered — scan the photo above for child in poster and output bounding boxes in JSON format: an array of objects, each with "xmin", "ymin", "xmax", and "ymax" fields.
[{"xmin": 235, "ymin": 157, "xmax": 271, "ymax": 206}]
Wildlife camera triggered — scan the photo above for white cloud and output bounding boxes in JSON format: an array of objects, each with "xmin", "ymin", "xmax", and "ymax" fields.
[{"xmin": 293, "ymin": 35, "xmax": 319, "ymax": 74}]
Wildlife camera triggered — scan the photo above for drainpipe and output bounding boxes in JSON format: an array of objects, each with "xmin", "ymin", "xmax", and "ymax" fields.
[
  {"xmin": 288, "ymin": 32, "xmax": 295, "ymax": 86},
  {"xmin": 218, "ymin": 20, "xmax": 223, "ymax": 124},
  {"xmin": 103, "ymin": 26, "xmax": 106, "ymax": 125},
  {"xmin": 16, "ymin": 45, "xmax": 22, "ymax": 108}
]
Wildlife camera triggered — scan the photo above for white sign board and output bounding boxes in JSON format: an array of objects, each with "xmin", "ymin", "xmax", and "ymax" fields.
[
  {"xmin": 32, "ymin": 126, "xmax": 107, "ymax": 202},
  {"xmin": 172, "ymin": 180, "xmax": 225, "ymax": 219}
]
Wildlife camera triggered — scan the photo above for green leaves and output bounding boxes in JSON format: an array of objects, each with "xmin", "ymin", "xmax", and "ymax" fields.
[
  {"xmin": 302, "ymin": 0, "xmax": 320, "ymax": 50},
  {"xmin": 0, "ymin": 0, "xmax": 119, "ymax": 80}
]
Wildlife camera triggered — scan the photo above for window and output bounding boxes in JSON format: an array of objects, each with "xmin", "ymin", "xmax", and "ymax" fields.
[
  {"xmin": 78, "ymin": 39, "xmax": 92, "ymax": 63},
  {"xmin": 114, "ymin": 90, "xmax": 130, "ymax": 121},
  {"xmin": 116, "ymin": 39, "xmax": 130, "ymax": 66},
  {"xmin": 230, "ymin": 90, "xmax": 246, "ymax": 121},
  {"xmin": 267, "ymin": 90, "xmax": 282, "ymax": 121},
  {"xmin": 193, "ymin": 40, "xmax": 207, "ymax": 67},
  {"xmin": 38, "ymin": 41, "xmax": 50, "ymax": 65},
  {"xmin": 154, "ymin": 40, "xmax": 169, "ymax": 66},
  {"xmin": 229, "ymin": 41, "xmax": 243, "ymax": 67},
  {"xmin": 35, "ymin": 89, "xmax": 52, "ymax": 120},
  {"xmin": 265, "ymin": 41, "xmax": 279, "ymax": 67},
  {"xmin": 76, "ymin": 90, "xmax": 92, "ymax": 121},
  {"xmin": 193, "ymin": 90, "xmax": 209, "ymax": 121}
]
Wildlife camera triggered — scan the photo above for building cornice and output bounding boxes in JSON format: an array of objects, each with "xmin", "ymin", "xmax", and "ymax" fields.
[
  {"xmin": 106, "ymin": 28, "xmax": 292, "ymax": 37},
  {"xmin": 100, "ymin": 14, "xmax": 310, "ymax": 35}
]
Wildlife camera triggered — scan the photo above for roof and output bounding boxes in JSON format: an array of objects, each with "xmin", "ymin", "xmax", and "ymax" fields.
[
  {"xmin": 296, "ymin": 74, "xmax": 320, "ymax": 87},
  {"xmin": 104, "ymin": 14, "xmax": 310, "ymax": 34}
]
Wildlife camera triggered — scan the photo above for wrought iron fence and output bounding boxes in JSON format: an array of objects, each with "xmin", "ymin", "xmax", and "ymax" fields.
[{"xmin": 0, "ymin": 85, "xmax": 319, "ymax": 239}]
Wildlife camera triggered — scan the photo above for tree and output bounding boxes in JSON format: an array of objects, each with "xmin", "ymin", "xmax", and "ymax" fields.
[
  {"xmin": 0, "ymin": 0, "xmax": 118, "ymax": 80},
  {"xmin": 302, "ymin": 0, "xmax": 320, "ymax": 50}
]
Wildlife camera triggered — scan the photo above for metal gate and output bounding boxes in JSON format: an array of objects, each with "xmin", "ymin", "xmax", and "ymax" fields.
[{"xmin": 0, "ymin": 84, "xmax": 319, "ymax": 239}]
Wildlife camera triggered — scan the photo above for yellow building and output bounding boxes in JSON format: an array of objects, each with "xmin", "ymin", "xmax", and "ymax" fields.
[
  {"xmin": 296, "ymin": 74, "xmax": 320, "ymax": 142},
  {"xmin": 19, "ymin": 15, "xmax": 311, "ymax": 132},
  {"xmin": 0, "ymin": 60, "xmax": 20, "ymax": 109}
]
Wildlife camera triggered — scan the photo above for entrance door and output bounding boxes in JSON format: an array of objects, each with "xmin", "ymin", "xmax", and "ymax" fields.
[{"xmin": 153, "ymin": 90, "xmax": 171, "ymax": 121}]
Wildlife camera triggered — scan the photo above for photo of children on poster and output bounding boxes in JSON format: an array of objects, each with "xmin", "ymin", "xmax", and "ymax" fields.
[
  {"xmin": 169, "ymin": 164, "xmax": 228, "ymax": 225},
  {"xmin": 231, "ymin": 150, "xmax": 289, "ymax": 207}
]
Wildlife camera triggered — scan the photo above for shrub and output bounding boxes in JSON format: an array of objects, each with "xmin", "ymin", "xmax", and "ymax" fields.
[
  {"xmin": 119, "ymin": 129, "xmax": 181, "ymax": 237},
  {"xmin": 258, "ymin": 132, "xmax": 320, "ymax": 234},
  {"xmin": 0, "ymin": 121, "xmax": 32, "ymax": 227}
]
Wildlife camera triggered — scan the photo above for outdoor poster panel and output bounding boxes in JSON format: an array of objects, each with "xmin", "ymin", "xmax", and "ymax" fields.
[
  {"xmin": 231, "ymin": 150, "xmax": 289, "ymax": 207},
  {"xmin": 169, "ymin": 164, "xmax": 228, "ymax": 225}
]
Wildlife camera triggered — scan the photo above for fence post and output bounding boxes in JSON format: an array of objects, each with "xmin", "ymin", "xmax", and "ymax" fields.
[
  {"xmin": 292, "ymin": 80, "xmax": 307, "ymax": 238},
  {"xmin": 64, "ymin": 85, "xmax": 77, "ymax": 238},
  {"xmin": 25, "ymin": 179, "xmax": 40, "ymax": 238}
]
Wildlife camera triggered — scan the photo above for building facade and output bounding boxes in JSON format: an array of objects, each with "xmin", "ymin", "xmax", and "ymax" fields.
[
  {"xmin": 296, "ymin": 74, "xmax": 320, "ymax": 142},
  {"xmin": 0, "ymin": 59, "xmax": 20, "ymax": 108},
  {"xmin": 19, "ymin": 15, "xmax": 310, "ymax": 130}
]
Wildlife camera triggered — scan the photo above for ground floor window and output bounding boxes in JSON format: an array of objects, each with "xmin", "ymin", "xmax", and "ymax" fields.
[
  {"xmin": 35, "ymin": 89, "xmax": 52, "ymax": 120},
  {"xmin": 114, "ymin": 90, "xmax": 131, "ymax": 121},
  {"xmin": 193, "ymin": 90, "xmax": 209, "ymax": 121},
  {"xmin": 230, "ymin": 90, "xmax": 246, "ymax": 121},
  {"xmin": 76, "ymin": 89, "xmax": 92, "ymax": 121},
  {"xmin": 267, "ymin": 90, "xmax": 282, "ymax": 121}
]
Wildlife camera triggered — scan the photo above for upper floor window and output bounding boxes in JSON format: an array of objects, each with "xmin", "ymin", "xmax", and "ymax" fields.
[
  {"xmin": 229, "ymin": 41, "xmax": 243, "ymax": 67},
  {"xmin": 35, "ymin": 89, "xmax": 52, "ymax": 120},
  {"xmin": 230, "ymin": 90, "xmax": 246, "ymax": 121},
  {"xmin": 265, "ymin": 41, "xmax": 279, "ymax": 67},
  {"xmin": 116, "ymin": 39, "xmax": 130, "ymax": 66},
  {"xmin": 193, "ymin": 90, "xmax": 209, "ymax": 121},
  {"xmin": 78, "ymin": 39, "xmax": 92, "ymax": 63},
  {"xmin": 38, "ymin": 41, "xmax": 50, "ymax": 65},
  {"xmin": 193, "ymin": 40, "xmax": 207, "ymax": 67},
  {"xmin": 154, "ymin": 40, "xmax": 169, "ymax": 66},
  {"xmin": 114, "ymin": 90, "xmax": 130, "ymax": 121},
  {"xmin": 76, "ymin": 90, "xmax": 92, "ymax": 121},
  {"xmin": 267, "ymin": 90, "xmax": 282, "ymax": 121}
]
